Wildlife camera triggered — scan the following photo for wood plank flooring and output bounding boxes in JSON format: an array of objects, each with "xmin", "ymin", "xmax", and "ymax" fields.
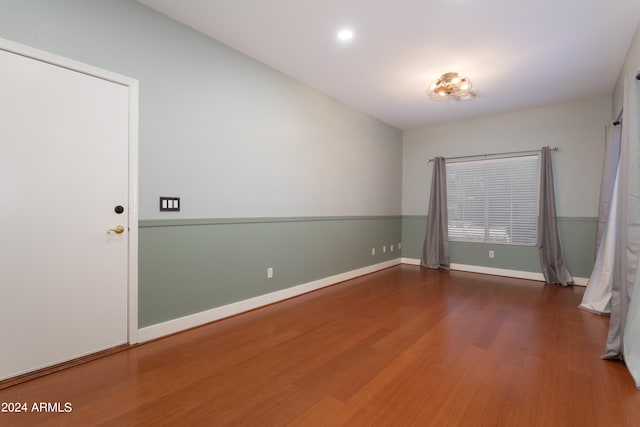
[{"xmin": 1, "ymin": 265, "xmax": 639, "ymax": 426}]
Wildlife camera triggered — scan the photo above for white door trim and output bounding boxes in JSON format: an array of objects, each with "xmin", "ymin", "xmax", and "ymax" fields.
[{"xmin": 0, "ymin": 37, "xmax": 139, "ymax": 344}]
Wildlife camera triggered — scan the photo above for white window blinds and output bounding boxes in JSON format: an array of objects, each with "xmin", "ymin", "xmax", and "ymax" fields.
[{"xmin": 446, "ymin": 155, "xmax": 539, "ymax": 245}]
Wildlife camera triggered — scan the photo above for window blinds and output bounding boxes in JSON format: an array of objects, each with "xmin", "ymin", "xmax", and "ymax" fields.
[{"xmin": 446, "ymin": 155, "xmax": 539, "ymax": 245}]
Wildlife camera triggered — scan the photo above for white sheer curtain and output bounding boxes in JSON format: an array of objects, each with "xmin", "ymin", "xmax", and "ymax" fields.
[{"xmin": 579, "ymin": 123, "xmax": 622, "ymax": 314}]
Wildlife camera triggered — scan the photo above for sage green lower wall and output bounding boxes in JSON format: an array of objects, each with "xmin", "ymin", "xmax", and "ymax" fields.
[
  {"xmin": 402, "ymin": 215, "xmax": 596, "ymax": 278},
  {"xmin": 139, "ymin": 216, "xmax": 402, "ymax": 327},
  {"xmin": 139, "ymin": 214, "xmax": 593, "ymax": 328}
]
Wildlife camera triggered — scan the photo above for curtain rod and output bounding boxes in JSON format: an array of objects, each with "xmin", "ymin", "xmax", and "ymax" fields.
[
  {"xmin": 427, "ymin": 147, "xmax": 558, "ymax": 163},
  {"xmin": 614, "ymin": 109, "xmax": 623, "ymax": 126}
]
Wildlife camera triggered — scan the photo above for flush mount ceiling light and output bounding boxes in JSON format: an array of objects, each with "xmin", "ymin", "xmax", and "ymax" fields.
[
  {"xmin": 427, "ymin": 72, "xmax": 475, "ymax": 100},
  {"xmin": 337, "ymin": 29, "xmax": 354, "ymax": 41}
]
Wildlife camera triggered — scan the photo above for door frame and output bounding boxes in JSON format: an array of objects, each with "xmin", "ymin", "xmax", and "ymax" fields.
[{"xmin": 1, "ymin": 37, "xmax": 139, "ymax": 344}]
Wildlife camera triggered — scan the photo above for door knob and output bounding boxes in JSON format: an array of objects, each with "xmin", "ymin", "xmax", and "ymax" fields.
[{"xmin": 107, "ymin": 225, "xmax": 125, "ymax": 234}]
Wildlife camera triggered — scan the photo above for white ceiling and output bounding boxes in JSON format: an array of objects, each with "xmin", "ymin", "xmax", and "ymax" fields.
[{"xmin": 137, "ymin": 0, "xmax": 640, "ymax": 130}]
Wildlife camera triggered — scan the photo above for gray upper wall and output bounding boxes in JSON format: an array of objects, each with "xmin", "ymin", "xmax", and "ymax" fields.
[
  {"xmin": 402, "ymin": 95, "xmax": 611, "ymax": 217},
  {"xmin": 613, "ymin": 21, "xmax": 640, "ymax": 118},
  {"xmin": 0, "ymin": 0, "xmax": 402, "ymax": 219}
]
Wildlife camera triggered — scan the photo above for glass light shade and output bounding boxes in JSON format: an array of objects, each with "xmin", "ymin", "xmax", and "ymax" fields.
[{"xmin": 427, "ymin": 72, "xmax": 475, "ymax": 101}]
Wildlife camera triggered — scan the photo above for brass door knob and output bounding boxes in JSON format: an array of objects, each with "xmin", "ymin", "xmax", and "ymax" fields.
[{"xmin": 107, "ymin": 225, "xmax": 125, "ymax": 234}]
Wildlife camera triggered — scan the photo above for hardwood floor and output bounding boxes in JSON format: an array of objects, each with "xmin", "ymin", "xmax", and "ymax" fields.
[{"xmin": 1, "ymin": 265, "xmax": 639, "ymax": 426}]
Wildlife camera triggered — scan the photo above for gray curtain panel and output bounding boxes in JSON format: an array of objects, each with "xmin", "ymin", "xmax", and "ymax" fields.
[
  {"xmin": 421, "ymin": 157, "xmax": 450, "ymax": 269},
  {"xmin": 538, "ymin": 146, "xmax": 573, "ymax": 286},
  {"xmin": 624, "ymin": 268, "xmax": 640, "ymax": 389},
  {"xmin": 605, "ymin": 72, "xmax": 640, "ymax": 364},
  {"xmin": 622, "ymin": 73, "xmax": 640, "ymax": 389}
]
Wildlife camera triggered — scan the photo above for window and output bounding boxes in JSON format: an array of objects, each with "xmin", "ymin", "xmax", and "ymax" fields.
[{"xmin": 446, "ymin": 155, "xmax": 539, "ymax": 245}]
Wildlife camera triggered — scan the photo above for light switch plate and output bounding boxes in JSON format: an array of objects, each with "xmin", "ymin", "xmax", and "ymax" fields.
[{"xmin": 160, "ymin": 197, "xmax": 180, "ymax": 212}]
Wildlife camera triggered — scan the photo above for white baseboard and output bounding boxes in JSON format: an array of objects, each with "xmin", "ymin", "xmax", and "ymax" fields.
[
  {"xmin": 451, "ymin": 262, "xmax": 546, "ymax": 281},
  {"xmin": 402, "ymin": 258, "xmax": 588, "ymax": 286},
  {"xmin": 138, "ymin": 258, "xmax": 402, "ymax": 343},
  {"xmin": 573, "ymin": 277, "xmax": 589, "ymax": 286}
]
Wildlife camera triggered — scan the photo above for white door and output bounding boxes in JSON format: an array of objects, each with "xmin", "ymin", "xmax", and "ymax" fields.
[{"xmin": 0, "ymin": 47, "xmax": 132, "ymax": 380}]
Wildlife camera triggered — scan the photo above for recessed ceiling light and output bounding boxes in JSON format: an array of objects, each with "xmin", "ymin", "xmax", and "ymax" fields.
[{"xmin": 337, "ymin": 29, "xmax": 354, "ymax": 41}]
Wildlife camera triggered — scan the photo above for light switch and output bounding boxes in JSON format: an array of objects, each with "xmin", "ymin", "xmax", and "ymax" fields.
[{"xmin": 160, "ymin": 197, "xmax": 180, "ymax": 212}]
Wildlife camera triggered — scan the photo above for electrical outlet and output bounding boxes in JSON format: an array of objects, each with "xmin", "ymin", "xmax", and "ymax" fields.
[
  {"xmin": 489, "ymin": 250, "xmax": 495, "ymax": 259},
  {"xmin": 398, "ymin": 243, "xmax": 402, "ymax": 250},
  {"xmin": 383, "ymin": 245, "xmax": 387, "ymax": 253},
  {"xmin": 267, "ymin": 267, "xmax": 274, "ymax": 278},
  {"xmin": 371, "ymin": 247, "xmax": 376, "ymax": 256},
  {"xmin": 390, "ymin": 244, "xmax": 394, "ymax": 252}
]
